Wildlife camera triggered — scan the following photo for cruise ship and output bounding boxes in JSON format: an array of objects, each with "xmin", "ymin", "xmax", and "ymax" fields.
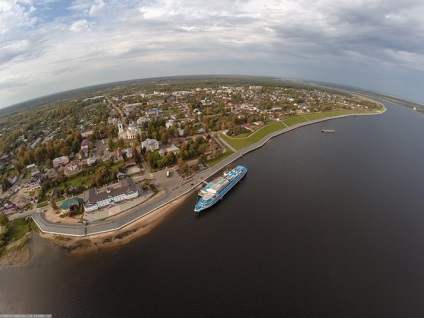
[{"xmin": 194, "ymin": 166, "xmax": 247, "ymax": 212}]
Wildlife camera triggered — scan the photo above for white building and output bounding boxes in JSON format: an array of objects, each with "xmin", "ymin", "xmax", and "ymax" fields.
[
  {"xmin": 83, "ymin": 178, "xmax": 140, "ymax": 213},
  {"xmin": 118, "ymin": 121, "xmax": 140, "ymax": 140},
  {"xmin": 141, "ymin": 138, "xmax": 159, "ymax": 152}
]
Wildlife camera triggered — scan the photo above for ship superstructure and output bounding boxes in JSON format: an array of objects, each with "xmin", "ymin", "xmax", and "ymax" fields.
[{"xmin": 195, "ymin": 166, "xmax": 247, "ymax": 212}]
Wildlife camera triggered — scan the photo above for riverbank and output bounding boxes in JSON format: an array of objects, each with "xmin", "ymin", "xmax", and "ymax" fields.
[
  {"xmin": 0, "ymin": 233, "xmax": 32, "ymax": 267},
  {"xmin": 38, "ymin": 191, "xmax": 189, "ymax": 254}
]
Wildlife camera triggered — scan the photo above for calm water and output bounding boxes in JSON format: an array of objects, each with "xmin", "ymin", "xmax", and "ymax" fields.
[{"xmin": 1, "ymin": 101, "xmax": 423, "ymax": 317}]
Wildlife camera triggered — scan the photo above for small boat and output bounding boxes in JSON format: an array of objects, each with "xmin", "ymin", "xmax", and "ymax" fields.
[{"xmin": 321, "ymin": 129, "xmax": 335, "ymax": 133}]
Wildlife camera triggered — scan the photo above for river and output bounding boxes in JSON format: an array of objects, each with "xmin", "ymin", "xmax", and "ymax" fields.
[{"xmin": 1, "ymin": 101, "xmax": 423, "ymax": 317}]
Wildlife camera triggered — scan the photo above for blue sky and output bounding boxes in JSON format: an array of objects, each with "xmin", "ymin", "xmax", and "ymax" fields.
[{"xmin": 1, "ymin": 0, "xmax": 424, "ymax": 108}]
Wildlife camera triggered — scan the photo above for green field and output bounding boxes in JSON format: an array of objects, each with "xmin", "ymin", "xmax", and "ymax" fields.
[
  {"xmin": 221, "ymin": 122, "xmax": 287, "ymax": 150},
  {"xmin": 303, "ymin": 113, "xmax": 326, "ymax": 121},
  {"xmin": 283, "ymin": 116, "xmax": 308, "ymax": 126},
  {"xmin": 221, "ymin": 109, "xmax": 384, "ymax": 151},
  {"xmin": 322, "ymin": 109, "xmax": 382, "ymax": 117},
  {"xmin": 206, "ymin": 149, "xmax": 234, "ymax": 167}
]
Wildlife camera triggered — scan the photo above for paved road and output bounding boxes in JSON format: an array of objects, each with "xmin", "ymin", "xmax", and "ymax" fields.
[{"xmin": 32, "ymin": 112, "xmax": 383, "ymax": 237}]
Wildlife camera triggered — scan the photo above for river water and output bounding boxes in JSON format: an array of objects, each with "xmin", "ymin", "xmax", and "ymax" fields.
[{"xmin": 1, "ymin": 101, "xmax": 423, "ymax": 317}]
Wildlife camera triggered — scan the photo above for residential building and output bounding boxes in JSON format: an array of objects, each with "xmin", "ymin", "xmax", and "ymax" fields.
[
  {"xmin": 165, "ymin": 144, "xmax": 180, "ymax": 155},
  {"xmin": 52, "ymin": 156, "xmax": 69, "ymax": 168},
  {"xmin": 65, "ymin": 161, "xmax": 80, "ymax": 173},
  {"xmin": 81, "ymin": 139, "xmax": 89, "ymax": 154},
  {"xmin": 87, "ymin": 157, "xmax": 96, "ymax": 166},
  {"xmin": 141, "ymin": 138, "xmax": 159, "ymax": 152},
  {"xmin": 82, "ymin": 178, "xmax": 141, "ymax": 212}
]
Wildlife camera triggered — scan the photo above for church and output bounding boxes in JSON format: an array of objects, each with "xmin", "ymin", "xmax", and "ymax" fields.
[{"xmin": 118, "ymin": 120, "xmax": 140, "ymax": 140}]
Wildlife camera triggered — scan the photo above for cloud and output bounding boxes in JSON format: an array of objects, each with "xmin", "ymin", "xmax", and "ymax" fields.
[
  {"xmin": 1, "ymin": 0, "xmax": 424, "ymax": 107},
  {"xmin": 69, "ymin": 19, "xmax": 90, "ymax": 31}
]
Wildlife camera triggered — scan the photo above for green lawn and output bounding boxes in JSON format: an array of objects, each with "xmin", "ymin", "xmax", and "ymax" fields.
[
  {"xmin": 221, "ymin": 122, "xmax": 287, "ymax": 150},
  {"xmin": 322, "ymin": 109, "xmax": 382, "ymax": 117},
  {"xmin": 232, "ymin": 131, "xmax": 252, "ymax": 139},
  {"xmin": 206, "ymin": 149, "xmax": 234, "ymax": 167},
  {"xmin": 220, "ymin": 108, "xmax": 384, "ymax": 152},
  {"xmin": 283, "ymin": 116, "xmax": 308, "ymax": 126},
  {"xmin": 303, "ymin": 113, "xmax": 326, "ymax": 121},
  {"xmin": 8, "ymin": 218, "xmax": 32, "ymax": 242}
]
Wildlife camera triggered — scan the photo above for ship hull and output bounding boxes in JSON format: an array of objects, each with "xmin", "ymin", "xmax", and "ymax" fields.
[{"xmin": 194, "ymin": 166, "xmax": 247, "ymax": 212}]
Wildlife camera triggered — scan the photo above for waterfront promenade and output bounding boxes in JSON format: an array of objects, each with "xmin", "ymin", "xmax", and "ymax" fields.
[{"xmin": 32, "ymin": 111, "xmax": 383, "ymax": 237}]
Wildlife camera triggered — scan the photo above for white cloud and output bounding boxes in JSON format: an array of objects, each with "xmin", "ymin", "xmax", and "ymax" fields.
[
  {"xmin": 89, "ymin": 0, "xmax": 105, "ymax": 16},
  {"xmin": 1, "ymin": 0, "xmax": 424, "ymax": 107},
  {"xmin": 69, "ymin": 19, "xmax": 90, "ymax": 31}
]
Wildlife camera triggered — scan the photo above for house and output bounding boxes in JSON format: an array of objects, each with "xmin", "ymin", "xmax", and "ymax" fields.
[
  {"xmin": 165, "ymin": 120, "xmax": 175, "ymax": 128},
  {"xmin": 45, "ymin": 168, "xmax": 58, "ymax": 179},
  {"xmin": 137, "ymin": 117, "xmax": 149, "ymax": 125},
  {"xmin": 7, "ymin": 175, "xmax": 17, "ymax": 185},
  {"xmin": 65, "ymin": 161, "xmax": 80, "ymax": 173},
  {"xmin": 0, "ymin": 203, "xmax": 17, "ymax": 214},
  {"xmin": 241, "ymin": 124, "xmax": 254, "ymax": 132},
  {"xmin": 145, "ymin": 108, "xmax": 162, "ymax": 118},
  {"xmin": 115, "ymin": 149, "xmax": 123, "ymax": 161},
  {"xmin": 141, "ymin": 138, "xmax": 159, "ymax": 152},
  {"xmin": 80, "ymin": 130, "xmax": 94, "ymax": 138},
  {"xmin": 82, "ymin": 178, "xmax": 141, "ymax": 212},
  {"xmin": 125, "ymin": 159, "xmax": 136, "ymax": 167},
  {"xmin": 165, "ymin": 144, "xmax": 180, "ymax": 155},
  {"xmin": 123, "ymin": 148, "xmax": 132, "ymax": 158},
  {"xmin": 30, "ymin": 166, "xmax": 41, "ymax": 176},
  {"xmin": 87, "ymin": 157, "xmax": 96, "ymax": 166},
  {"xmin": 52, "ymin": 156, "xmax": 69, "ymax": 168},
  {"xmin": 81, "ymin": 139, "xmax": 89, "ymax": 154}
]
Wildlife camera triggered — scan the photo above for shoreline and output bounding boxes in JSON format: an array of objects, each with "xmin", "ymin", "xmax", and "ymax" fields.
[{"xmin": 38, "ymin": 191, "xmax": 189, "ymax": 254}]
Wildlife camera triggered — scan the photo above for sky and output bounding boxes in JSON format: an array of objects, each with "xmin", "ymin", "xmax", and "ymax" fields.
[{"xmin": 1, "ymin": 0, "xmax": 424, "ymax": 108}]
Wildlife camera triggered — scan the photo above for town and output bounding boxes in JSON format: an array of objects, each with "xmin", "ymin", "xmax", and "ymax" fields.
[{"xmin": 0, "ymin": 77, "xmax": 382, "ymax": 230}]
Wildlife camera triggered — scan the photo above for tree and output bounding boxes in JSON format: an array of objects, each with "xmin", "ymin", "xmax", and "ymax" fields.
[
  {"xmin": 131, "ymin": 145, "xmax": 141, "ymax": 164},
  {"xmin": 50, "ymin": 198, "xmax": 59, "ymax": 211},
  {"xmin": 117, "ymin": 138, "xmax": 125, "ymax": 149},
  {"xmin": 198, "ymin": 154, "xmax": 207, "ymax": 165},
  {"xmin": 60, "ymin": 146, "xmax": 70, "ymax": 156},
  {"xmin": 160, "ymin": 132, "xmax": 169, "ymax": 145},
  {"xmin": 108, "ymin": 137, "xmax": 114, "ymax": 151},
  {"xmin": 0, "ymin": 212, "xmax": 9, "ymax": 226}
]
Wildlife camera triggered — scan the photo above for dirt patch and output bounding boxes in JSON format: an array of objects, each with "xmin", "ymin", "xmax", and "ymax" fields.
[{"xmin": 0, "ymin": 233, "xmax": 32, "ymax": 267}]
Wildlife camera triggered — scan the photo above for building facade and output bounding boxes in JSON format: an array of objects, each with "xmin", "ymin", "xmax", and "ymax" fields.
[{"xmin": 82, "ymin": 178, "xmax": 140, "ymax": 213}]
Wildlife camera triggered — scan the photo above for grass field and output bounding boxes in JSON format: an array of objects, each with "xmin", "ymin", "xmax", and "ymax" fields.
[
  {"xmin": 283, "ymin": 116, "xmax": 308, "ymax": 126},
  {"xmin": 221, "ymin": 109, "xmax": 384, "ymax": 151},
  {"xmin": 220, "ymin": 122, "xmax": 287, "ymax": 150},
  {"xmin": 303, "ymin": 113, "xmax": 326, "ymax": 121},
  {"xmin": 206, "ymin": 149, "xmax": 234, "ymax": 167}
]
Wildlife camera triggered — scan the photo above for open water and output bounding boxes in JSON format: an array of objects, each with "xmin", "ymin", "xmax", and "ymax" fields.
[{"xmin": 1, "ymin": 101, "xmax": 423, "ymax": 317}]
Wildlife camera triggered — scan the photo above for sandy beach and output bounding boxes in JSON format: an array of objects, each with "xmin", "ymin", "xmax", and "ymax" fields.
[{"xmin": 38, "ymin": 192, "xmax": 188, "ymax": 254}]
